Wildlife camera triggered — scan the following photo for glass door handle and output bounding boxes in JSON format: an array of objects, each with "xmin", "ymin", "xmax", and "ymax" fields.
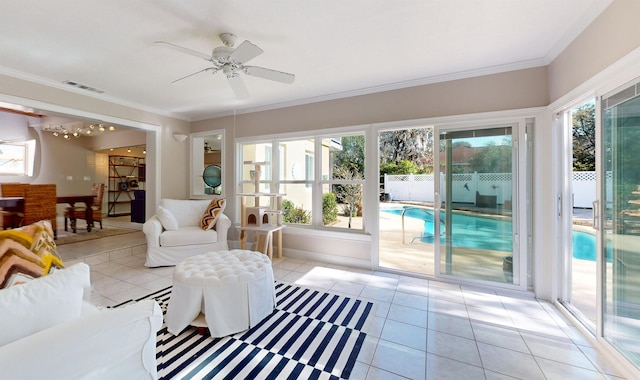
[{"xmin": 592, "ymin": 200, "xmax": 599, "ymax": 230}]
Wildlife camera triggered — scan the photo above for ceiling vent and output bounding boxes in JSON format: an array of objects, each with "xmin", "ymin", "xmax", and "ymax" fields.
[{"xmin": 63, "ymin": 80, "xmax": 104, "ymax": 94}]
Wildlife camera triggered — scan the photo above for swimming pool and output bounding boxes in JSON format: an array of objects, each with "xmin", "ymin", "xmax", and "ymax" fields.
[
  {"xmin": 384, "ymin": 206, "xmax": 601, "ymax": 261},
  {"xmin": 572, "ymin": 230, "xmax": 611, "ymax": 262},
  {"xmin": 382, "ymin": 206, "xmax": 512, "ymax": 252}
]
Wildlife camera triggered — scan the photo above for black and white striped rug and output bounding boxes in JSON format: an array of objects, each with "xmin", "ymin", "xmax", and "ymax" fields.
[{"xmin": 129, "ymin": 282, "xmax": 375, "ymax": 379}]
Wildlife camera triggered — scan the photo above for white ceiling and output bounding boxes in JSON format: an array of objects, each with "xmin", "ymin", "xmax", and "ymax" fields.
[{"xmin": 0, "ymin": 0, "xmax": 611, "ymax": 122}]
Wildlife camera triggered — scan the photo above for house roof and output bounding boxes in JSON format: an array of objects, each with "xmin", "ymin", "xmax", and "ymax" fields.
[{"xmin": 0, "ymin": 0, "xmax": 612, "ymax": 122}]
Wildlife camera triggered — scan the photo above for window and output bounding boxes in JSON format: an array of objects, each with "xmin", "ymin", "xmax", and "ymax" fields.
[
  {"xmin": 239, "ymin": 132, "xmax": 365, "ymax": 232},
  {"xmin": 0, "ymin": 140, "xmax": 35, "ymax": 176},
  {"xmin": 279, "ymin": 139, "xmax": 314, "ymax": 225},
  {"xmin": 305, "ymin": 152, "xmax": 313, "ymax": 188}
]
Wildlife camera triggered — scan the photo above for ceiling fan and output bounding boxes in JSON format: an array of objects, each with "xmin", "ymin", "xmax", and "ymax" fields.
[{"xmin": 156, "ymin": 33, "xmax": 295, "ymax": 99}]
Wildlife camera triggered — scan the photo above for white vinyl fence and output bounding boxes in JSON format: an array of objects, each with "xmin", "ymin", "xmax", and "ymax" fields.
[{"xmin": 382, "ymin": 171, "xmax": 597, "ymax": 208}]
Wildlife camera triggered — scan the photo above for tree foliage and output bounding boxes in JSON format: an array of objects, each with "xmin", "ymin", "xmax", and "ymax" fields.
[
  {"xmin": 333, "ymin": 166, "xmax": 362, "ymax": 228},
  {"xmin": 572, "ymin": 102, "xmax": 596, "ymax": 171},
  {"xmin": 379, "ymin": 128, "xmax": 433, "ymax": 173},
  {"xmin": 322, "ymin": 192, "xmax": 338, "ymax": 225},
  {"xmin": 379, "ymin": 159, "xmax": 421, "ymax": 175},
  {"xmin": 469, "ymin": 142, "xmax": 512, "ymax": 173},
  {"xmin": 332, "ymin": 135, "xmax": 365, "ymax": 177}
]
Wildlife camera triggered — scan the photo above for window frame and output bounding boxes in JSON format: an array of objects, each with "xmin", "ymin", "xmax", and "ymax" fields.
[
  {"xmin": 237, "ymin": 130, "xmax": 366, "ymax": 233},
  {"xmin": 0, "ymin": 140, "xmax": 35, "ymax": 176}
]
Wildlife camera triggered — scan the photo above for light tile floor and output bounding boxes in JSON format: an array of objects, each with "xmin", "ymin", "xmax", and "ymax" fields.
[{"xmin": 59, "ymin": 225, "xmax": 627, "ymax": 380}]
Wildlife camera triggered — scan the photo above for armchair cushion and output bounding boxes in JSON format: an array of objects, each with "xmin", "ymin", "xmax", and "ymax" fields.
[
  {"xmin": 156, "ymin": 205, "xmax": 179, "ymax": 231},
  {"xmin": 160, "ymin": 226, "xmax": 219, "ymax": 247},
  {"xmin": 144, "ymin": 199, "xmax": 231, "ymax": 267},
  {"xmin": 200, "ymin": 198, "xmax": 226, "ymax": 230},
  {"xmin": 0, "ymin": 263, "xmax": 89, "ymax": 346}
]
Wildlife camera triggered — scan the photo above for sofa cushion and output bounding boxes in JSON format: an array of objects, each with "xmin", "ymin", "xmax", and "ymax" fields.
[
  {"xmin": 0, "ymin": 220, "xmax": 64, "ymax": 289},
  {"xmin": 200, "ymin": 198, "xmax": 226, "ymax": 230},
  {"xmin": 0, "ymin": 262, "xmax": 90, "ymax": 346},
  {"xmin": 160, "ymin": 227, "xmax": 219, "ymax": 247},
  {"xmin": 156, "ymin": 205, "xmax": 179, "ymax": 231},
  {"xmin": 161, "ymin": 199, "xmax": 212, "ymax": 228}
]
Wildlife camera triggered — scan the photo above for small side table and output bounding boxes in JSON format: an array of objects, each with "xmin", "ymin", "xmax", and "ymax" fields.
[{"xmin": 165, "ymin": 250, "xmax": 276, "ymax": 338}]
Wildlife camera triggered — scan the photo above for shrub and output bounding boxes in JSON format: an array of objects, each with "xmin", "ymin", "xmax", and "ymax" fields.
[
  {"xmin": 322, "ymin": 193, "xmax": 338, "ymax": 225},
  {"xmin": 282, "ymin": 200, "xmax": 311, "ymax": 224}
]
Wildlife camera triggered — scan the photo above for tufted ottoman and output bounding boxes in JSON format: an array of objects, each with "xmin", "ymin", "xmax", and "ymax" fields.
[{"xmin": 165, "ymin": 249, "xmax": 276, "ymax": 338}]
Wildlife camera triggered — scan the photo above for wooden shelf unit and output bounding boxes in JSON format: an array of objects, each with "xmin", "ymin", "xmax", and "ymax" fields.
[{"xmin": 108, "ymin": 155, "xmax": 145, "ymax": 217}]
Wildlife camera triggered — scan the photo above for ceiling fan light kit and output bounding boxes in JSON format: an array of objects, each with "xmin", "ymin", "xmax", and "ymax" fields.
[{"xmin": 156, "ymin": 33, "xmax": 295, "ymax": 99}]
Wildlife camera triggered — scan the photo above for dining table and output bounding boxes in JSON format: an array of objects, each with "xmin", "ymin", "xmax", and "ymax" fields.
[
  {"xmin": 56, "ymin": 195, "xmax": 94, "ymax": 232},
  {"xmin": 0, "ymin": 195, "xmax": 94, "ymax": 233}
]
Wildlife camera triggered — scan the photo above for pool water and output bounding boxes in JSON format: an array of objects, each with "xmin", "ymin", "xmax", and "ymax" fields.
[
  {"xmin": 572, "ymin": 230, "xmax": 611, "ymax": 262},
  {"xmin": 382, "ymin": 207, "xmax": 512, "ymax": 252},
  {"xmin": 384, "ymin": 206, "xmax": 602, "ymax": 261}
]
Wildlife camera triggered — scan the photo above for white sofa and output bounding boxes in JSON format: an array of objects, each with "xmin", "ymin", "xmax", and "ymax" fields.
[
  {"xmin": 0, "ymin": 263, "xmax": 162, "ymax": 380},
  {"xmin": 143, "ymin": 198, "xmax": 231, "ymax": 267}
]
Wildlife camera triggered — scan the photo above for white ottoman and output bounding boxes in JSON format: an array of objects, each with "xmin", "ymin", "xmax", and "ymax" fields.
[{"xmin": 165, "ymin": 249, "xmax": 276, "ymax": 338}]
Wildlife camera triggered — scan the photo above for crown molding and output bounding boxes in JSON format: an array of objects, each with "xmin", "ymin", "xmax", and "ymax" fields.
[
  {"xmin": 2, "ymin": 57, "xmax": 547, "ymax": 124},
  {"xmin": 195, "ymin": 58, "xmax": 548, "ymax": 121},
  {"xmin": 543, "ymin": 0, "xmax": 613, "ymax": 65},
  {"xmin": 0, "ymin": 65, "xmax": 191, "ymax": 122}
]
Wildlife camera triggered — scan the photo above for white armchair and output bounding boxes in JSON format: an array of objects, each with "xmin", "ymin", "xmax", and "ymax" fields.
[{"xmin": 143, "ymin": 198, "xmax": 231, "ymax": 267}]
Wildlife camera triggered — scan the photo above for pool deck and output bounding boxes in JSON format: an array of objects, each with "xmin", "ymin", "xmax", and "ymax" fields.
[{"xmin": 378, "ymin": 202, "xmax": 598, "ymax": 326}]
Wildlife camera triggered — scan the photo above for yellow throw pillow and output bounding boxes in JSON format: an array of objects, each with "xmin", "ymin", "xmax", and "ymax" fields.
[
  {"xmin": 0, "ymin": 220, "xmax": 64, "ymax": 289},
  {"xmin": 200, "ymin": 198, "xmax": 226, "ymax": 230}
]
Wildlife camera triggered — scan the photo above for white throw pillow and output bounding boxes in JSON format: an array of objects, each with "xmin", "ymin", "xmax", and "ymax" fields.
[
  {"xmin": 156, "ymin": 205, "xmax": 179, "ymax": 231},
  {"xmin": 0, "ymin": 263, "xmax": 90, "ymax": 346}
]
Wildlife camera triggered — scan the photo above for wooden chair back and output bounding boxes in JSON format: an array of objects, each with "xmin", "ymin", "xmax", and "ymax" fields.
[
  {"xmin": 1, "ymin": 183, "xmax": 28, "ymax": 197},
  {"xmin": 22, "ymin": 184, "xmax": 57, "ymax": 235},
  {"xmin": 65, "ymin": 183, "xmax": 105, "ymax": 232},
  {"xmin": 0, "ymin": 183, "xmax": 29, "ymax": 229},
  {"xmin": 90, "ymin": 183, "xmax": 105, "ymax": 223}
]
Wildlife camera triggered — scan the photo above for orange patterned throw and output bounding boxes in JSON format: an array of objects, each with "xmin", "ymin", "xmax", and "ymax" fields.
[
  {"xmin": 200, "ymin": 198, "xmax": 226, "ymax": 230},
  {"xmin": 0, "ymin": 220, "xmax": 64, "ymax": 288}
]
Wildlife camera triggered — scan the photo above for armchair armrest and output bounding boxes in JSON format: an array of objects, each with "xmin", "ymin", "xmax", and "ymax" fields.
[
  {"xmin": 142, "ymin": 216, "xmax": 163, "ymax": 248},
  {"xmin": 0, "ymin": 300, "xmax": 162, "ymax": 379},
  {"xmin": 215, "ymin": 213, "xmax": 232, "ymax": 242}
]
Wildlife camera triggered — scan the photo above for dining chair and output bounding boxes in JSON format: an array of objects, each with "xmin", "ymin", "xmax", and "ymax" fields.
[
  {"xmin": 64, "ymin": 183, "xmax": 105, "ymax": 233},
  {"xmin": 0, "ymin": 183, "xmax": 29, "ymax": 229},
  {"xmin": 22, "ymin": 184, "xmax": 57, "ymax": 237}
]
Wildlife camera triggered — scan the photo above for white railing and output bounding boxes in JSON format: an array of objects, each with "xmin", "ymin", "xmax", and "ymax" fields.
[{"xmin": 382, "ymin": 171, "xmax": 597, "ymax": 208}]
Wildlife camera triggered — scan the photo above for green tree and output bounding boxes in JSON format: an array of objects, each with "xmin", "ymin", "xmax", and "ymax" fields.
[
  {"xmin": 379, "ymin": 128, "xmax": 433, "ymax": 173},
  {"xmin": 572, "ymin": 102, "xmax": 596, "ymax": 171},
  {"xmin": 332, "ymin": 135, "xmax": 365, "ymax": 177},
  {"xmin": 333, "ymin": 166, "xmax": 362, "ymax": 228},
  {"xmin": 469, "ymin": 142, "xmax": 512, "ymax": 173},
  {"xmin": 380, "ymin": 159, "xmax": 420, "ymax": 175}
]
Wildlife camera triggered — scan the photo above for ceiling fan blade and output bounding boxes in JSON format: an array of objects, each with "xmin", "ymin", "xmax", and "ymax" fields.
[
  {"xmin": 155, "ymin": 41, "xmax": 212, "ymax": 61},
  {"xmin": 227, "ymin": 75, "xmax": 250, "ymax": 99},
  {"xmin": 171, "ymin": 67, "xmax": 218, "ymax": 83},
  {"xmin": 230, "ymin": 40, "xmax": 263, "ymax": 64},
  {"xmin": 244, "ymin": 66, "xmax": 295, "ymax": 84}
]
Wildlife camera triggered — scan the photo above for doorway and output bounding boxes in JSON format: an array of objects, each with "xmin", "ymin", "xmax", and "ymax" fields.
[
  {"xmin": 434, "ymin": 124, "xmax": 519, "ymax": 284},
  {"xmin": 378, "ymin": 126, "xmax": 435, "ymax": 276},
  {"xmin": 377, "ymin": 120, "xmax": 528, "ymax": 287}
]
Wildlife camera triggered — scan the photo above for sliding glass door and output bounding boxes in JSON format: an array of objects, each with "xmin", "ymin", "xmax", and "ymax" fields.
[
  {"xmin": 434, "ymin": 124, "xmax": 522, "ymax": 285},
  {"xmin": 601, "ymin": 82, "xmax": 640, "ymax": 367}
]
